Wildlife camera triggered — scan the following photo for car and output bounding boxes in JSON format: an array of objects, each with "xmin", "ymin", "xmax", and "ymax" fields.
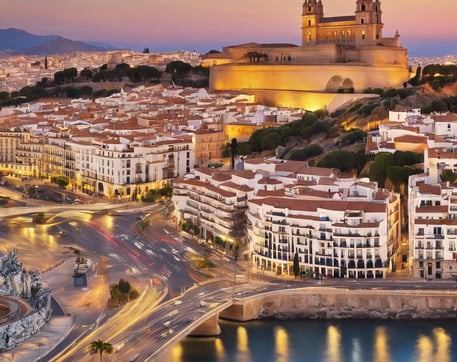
[
  {"xmin": 114, "ymin": 342, "xmax": 125, "ymax": 352},
  {"xmin": 145, "ymin": 249, "xmax": 156, "ymax": 256}
]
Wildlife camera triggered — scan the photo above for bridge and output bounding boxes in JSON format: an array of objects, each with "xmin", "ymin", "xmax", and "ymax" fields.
[
  {"xmin": 144, "ymin": 280, "xmax": 274, "ymax": 361},
  {"xmin": 0, "ymin": 203, "xmax": 119, "ymax": 219},
  {"xmin": 140, "ymin": 279, "xmax": 457, "ymax": 361}
]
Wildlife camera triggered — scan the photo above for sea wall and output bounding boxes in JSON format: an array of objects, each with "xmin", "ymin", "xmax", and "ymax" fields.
[{"xmin": 219, "ymin": 287, "xmax": 457, "ymax": 322}]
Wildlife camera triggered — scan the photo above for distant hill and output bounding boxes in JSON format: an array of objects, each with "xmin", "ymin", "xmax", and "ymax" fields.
[
  {"xmin": 0, "ymin": 28, "xmax": 112, "ymax": 56},
  {"xmin": 0, "ymin": 28, "xmax": 57, "ymax": 51},
  {"xmin": 20, "ymin": 36, "xmax": 108, "ymax": 55}
]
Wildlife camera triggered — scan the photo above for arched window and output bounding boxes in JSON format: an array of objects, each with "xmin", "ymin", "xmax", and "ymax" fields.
[
  {"xmin": 361, "ymin": 17, "xmax": 365, "ymax": 25},
  {"xmin": 361, "ymin": 3, "xmax": 366, "ymax": 11},
  {"xmin": 308, "ymin": 33, "xmax": 312, "ymax": 42},
  {"xmin": 308, "ymin": 20, "xmax": 312, "ymax": 26},
  {"xmin": 362, "ymin": 30, "xmax": 366, "ymax": 40}
]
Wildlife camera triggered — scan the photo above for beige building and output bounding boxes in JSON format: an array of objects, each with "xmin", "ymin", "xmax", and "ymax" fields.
[
  {"xmin": 207, "ymin": 0, "xmax": 409, "ymax": 111},
  {"xmin": 193, "ymin": 130, "xmax": 225, "ymax": 166}
]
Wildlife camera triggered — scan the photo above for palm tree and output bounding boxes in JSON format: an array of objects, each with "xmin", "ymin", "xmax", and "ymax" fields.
[{"xmin": 88, "ymin": 339, "xmax": 113, "ymax": 362}]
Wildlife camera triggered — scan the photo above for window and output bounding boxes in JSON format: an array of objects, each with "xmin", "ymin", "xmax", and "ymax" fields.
[
  {"xmin": 362, "ymin": 31, "xmax": 366, "ymax": 39},
  {"xmin": 308, "ymin": 33, "xmax": 312, "ymax": 42},
  {"xmin": 361, "ymin": 17, "xmax": 365, "ymax": 25},
  {"xmin": 308, "ymin": 20, "xmax": 312, "ymax": 26},
  {"xmin": 361, "ymin": 3, "xmax": 366, "ymax": 11}
]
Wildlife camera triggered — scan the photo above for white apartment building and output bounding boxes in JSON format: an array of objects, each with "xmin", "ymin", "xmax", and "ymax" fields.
[
  {"xmin": 247, "ymin": 189, "xmax": 400, "ymax": 278},
  {"xmin": 0, "ymin": 128, "xmax": 194, "ymax": 200},
  {"xmin": 172, "ymin": 159, "xmax": 400, "ymax": 279},
  {"xmin": 173, "ymin": 173, "xmax": 251, "ymax": 244},
  {"xmin": 408, "ymin": 174, "xmax": 457, "ymax": 279}
]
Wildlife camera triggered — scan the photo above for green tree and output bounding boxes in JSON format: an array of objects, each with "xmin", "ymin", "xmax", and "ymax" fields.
[
  {"xmin": 293, "ymin": 253, "xmax": 300, "ymax": 278},
  {"xmin": 441, "ymin": 169, "xmax": 457, "ymax": 184},
  {"xmin": 165, "ymin": 60, "xmax": 192, "ymax": 74},
  {"xmin": 118, "ymin": 278, "xmax": 131, "ymax": 294},
  {"xmin": 87, "ymin": 340, "xmax": 113, "ymax": 362},
  {"xmin": 244, "ymin": 51, "xmax": 268, "ymax": 63},
  {"xmin": 288, "ymin": 144, "xmax": 323, "ymax": 161},
  {"xmin": 230, "ymin": 138, "xmax": 238, "ymax": 169},
  {"xmin": 392, "ymin": 151, "xmax": 423, "ymax": 166},
  {"xmin": 368, "ymin": 152, "xmax": 393, "ymax": 188},
  {"xmin": 317, "ymin": 150, "xmax": 358, "ymax": 173},
  {"xmin": 0, "ymin": 91, "xmax": 9, "ymax": 101},
  {"xmin": 260, "ymin": 132, "xmax": 281, "ymax": 150},
  {"xmin": 386, "ymin": 166, "xmax": 414, "ymax": 192},
  {"xmin": 52, "ymin": 175, "xmax": 70, "ymax": 189},
  {"xmin": 63, "ymin": 67, "xmax": 78, "ymax": 83},
  {"xmin": 54, "ymin": 70, "xmax": 65, "ymax": 85},
  {"xmin": 80, "ymin": 69, "xmax": 92, "ymax": 80},
  {"xmin": 159, "ymin": 184, "xmax": 173, "ymax": 198}
]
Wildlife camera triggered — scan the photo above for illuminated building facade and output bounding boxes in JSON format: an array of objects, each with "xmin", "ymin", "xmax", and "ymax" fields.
[
  {"xmin": 247, "ymin": 190, "xmax": 400, "ymax": 279},
  {"xmin": 207, "ymin": 0, "xmax": 409, "ymax": 111},
  {"xmin": 409, "ymin": 175, "xmax": 457, "ymax": 280}
]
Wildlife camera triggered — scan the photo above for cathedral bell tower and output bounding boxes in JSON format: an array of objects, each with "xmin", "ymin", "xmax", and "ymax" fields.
[
  {"xmin": 302, "ymin": 0, "xmax": 324, "ymax": 45},
  {"xmin": 355, "ymin": 0, "xmax": 383, "ymax": 44}
]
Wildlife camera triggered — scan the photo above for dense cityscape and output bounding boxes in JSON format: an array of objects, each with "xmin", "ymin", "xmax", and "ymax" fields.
[{"xmin": 1, "ymin": 1, "xmax": 457, "ymax": 361}]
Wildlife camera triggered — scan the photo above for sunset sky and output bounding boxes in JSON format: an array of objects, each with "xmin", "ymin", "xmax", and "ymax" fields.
[{"xmin": 2, "ymin": 0, "xmax": 456, "ymax": 56}]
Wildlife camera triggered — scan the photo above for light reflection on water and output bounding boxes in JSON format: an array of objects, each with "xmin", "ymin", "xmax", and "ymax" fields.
[{"xmin": 170, "ymin": 319, "xmax": 457, "ymax": 362}]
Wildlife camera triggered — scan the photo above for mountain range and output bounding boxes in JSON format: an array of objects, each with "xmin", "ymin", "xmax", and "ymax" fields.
[{"xmin": 0, "ymin": 28, "xmax": 114, "ymax": 56}]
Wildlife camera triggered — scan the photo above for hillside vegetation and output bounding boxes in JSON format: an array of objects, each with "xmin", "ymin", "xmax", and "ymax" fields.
[{"xmin": 231, "ymin": 66, "xmax": 457, "ymax": 187}]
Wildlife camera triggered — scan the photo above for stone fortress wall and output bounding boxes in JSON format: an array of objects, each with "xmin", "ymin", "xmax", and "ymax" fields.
[
  {"xmin": 209, "ymin": 62, "xmax": 407, "ymax": 111},
  {"xmin": 210, "ymin": 64, "xmax": 409, "ymax": 93}
]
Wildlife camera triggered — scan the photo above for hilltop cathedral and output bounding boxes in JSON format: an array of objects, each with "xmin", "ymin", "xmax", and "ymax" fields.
[{"xmin": 206, "ymin": 0, "xmax": 410, "ymax": 111}]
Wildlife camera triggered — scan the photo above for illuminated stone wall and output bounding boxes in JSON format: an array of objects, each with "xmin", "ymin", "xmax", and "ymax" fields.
[
  {"xmin": 210, "ymin": 64, "xmax": 409, "ymax": 93},
  {"xmin": 210, "ymin": 63, "xmax": 407, "ymax": 111}
]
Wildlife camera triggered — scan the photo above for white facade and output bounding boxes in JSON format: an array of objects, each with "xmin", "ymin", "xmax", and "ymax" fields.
[
  {"xmin": 248, "ymin": 194, "xmax": 400, "ymax": 278},
  {"xmin": 409, "ymin": 174, "xmax": 457, "ymax": 279},
  {"xmin": 172, "ymin": 159, "xmax": 401, "ymax": 279}
]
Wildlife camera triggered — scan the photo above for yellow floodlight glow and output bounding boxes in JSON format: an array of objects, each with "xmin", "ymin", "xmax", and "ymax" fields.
[
  {"xmin": 215, "ymin": 338, "xmax": 227, "ymax": 359},
  {"xmin": 274, "ymin": 326, "xmax": 289, "ymax": 362},
  {"xmin": 373, "ymin": 326, "xmax": 391, "ymax": 362},
  {"xmin": 237, "ymin": 326, "xmax": 249, "ymax": 353},
  {"xmin": 326, "ymin": 325, "xmax": 342, "ymax": 362},
  {"xmin": 416, "ymin": 335, "xmax": 433, "ymax": 362}
]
